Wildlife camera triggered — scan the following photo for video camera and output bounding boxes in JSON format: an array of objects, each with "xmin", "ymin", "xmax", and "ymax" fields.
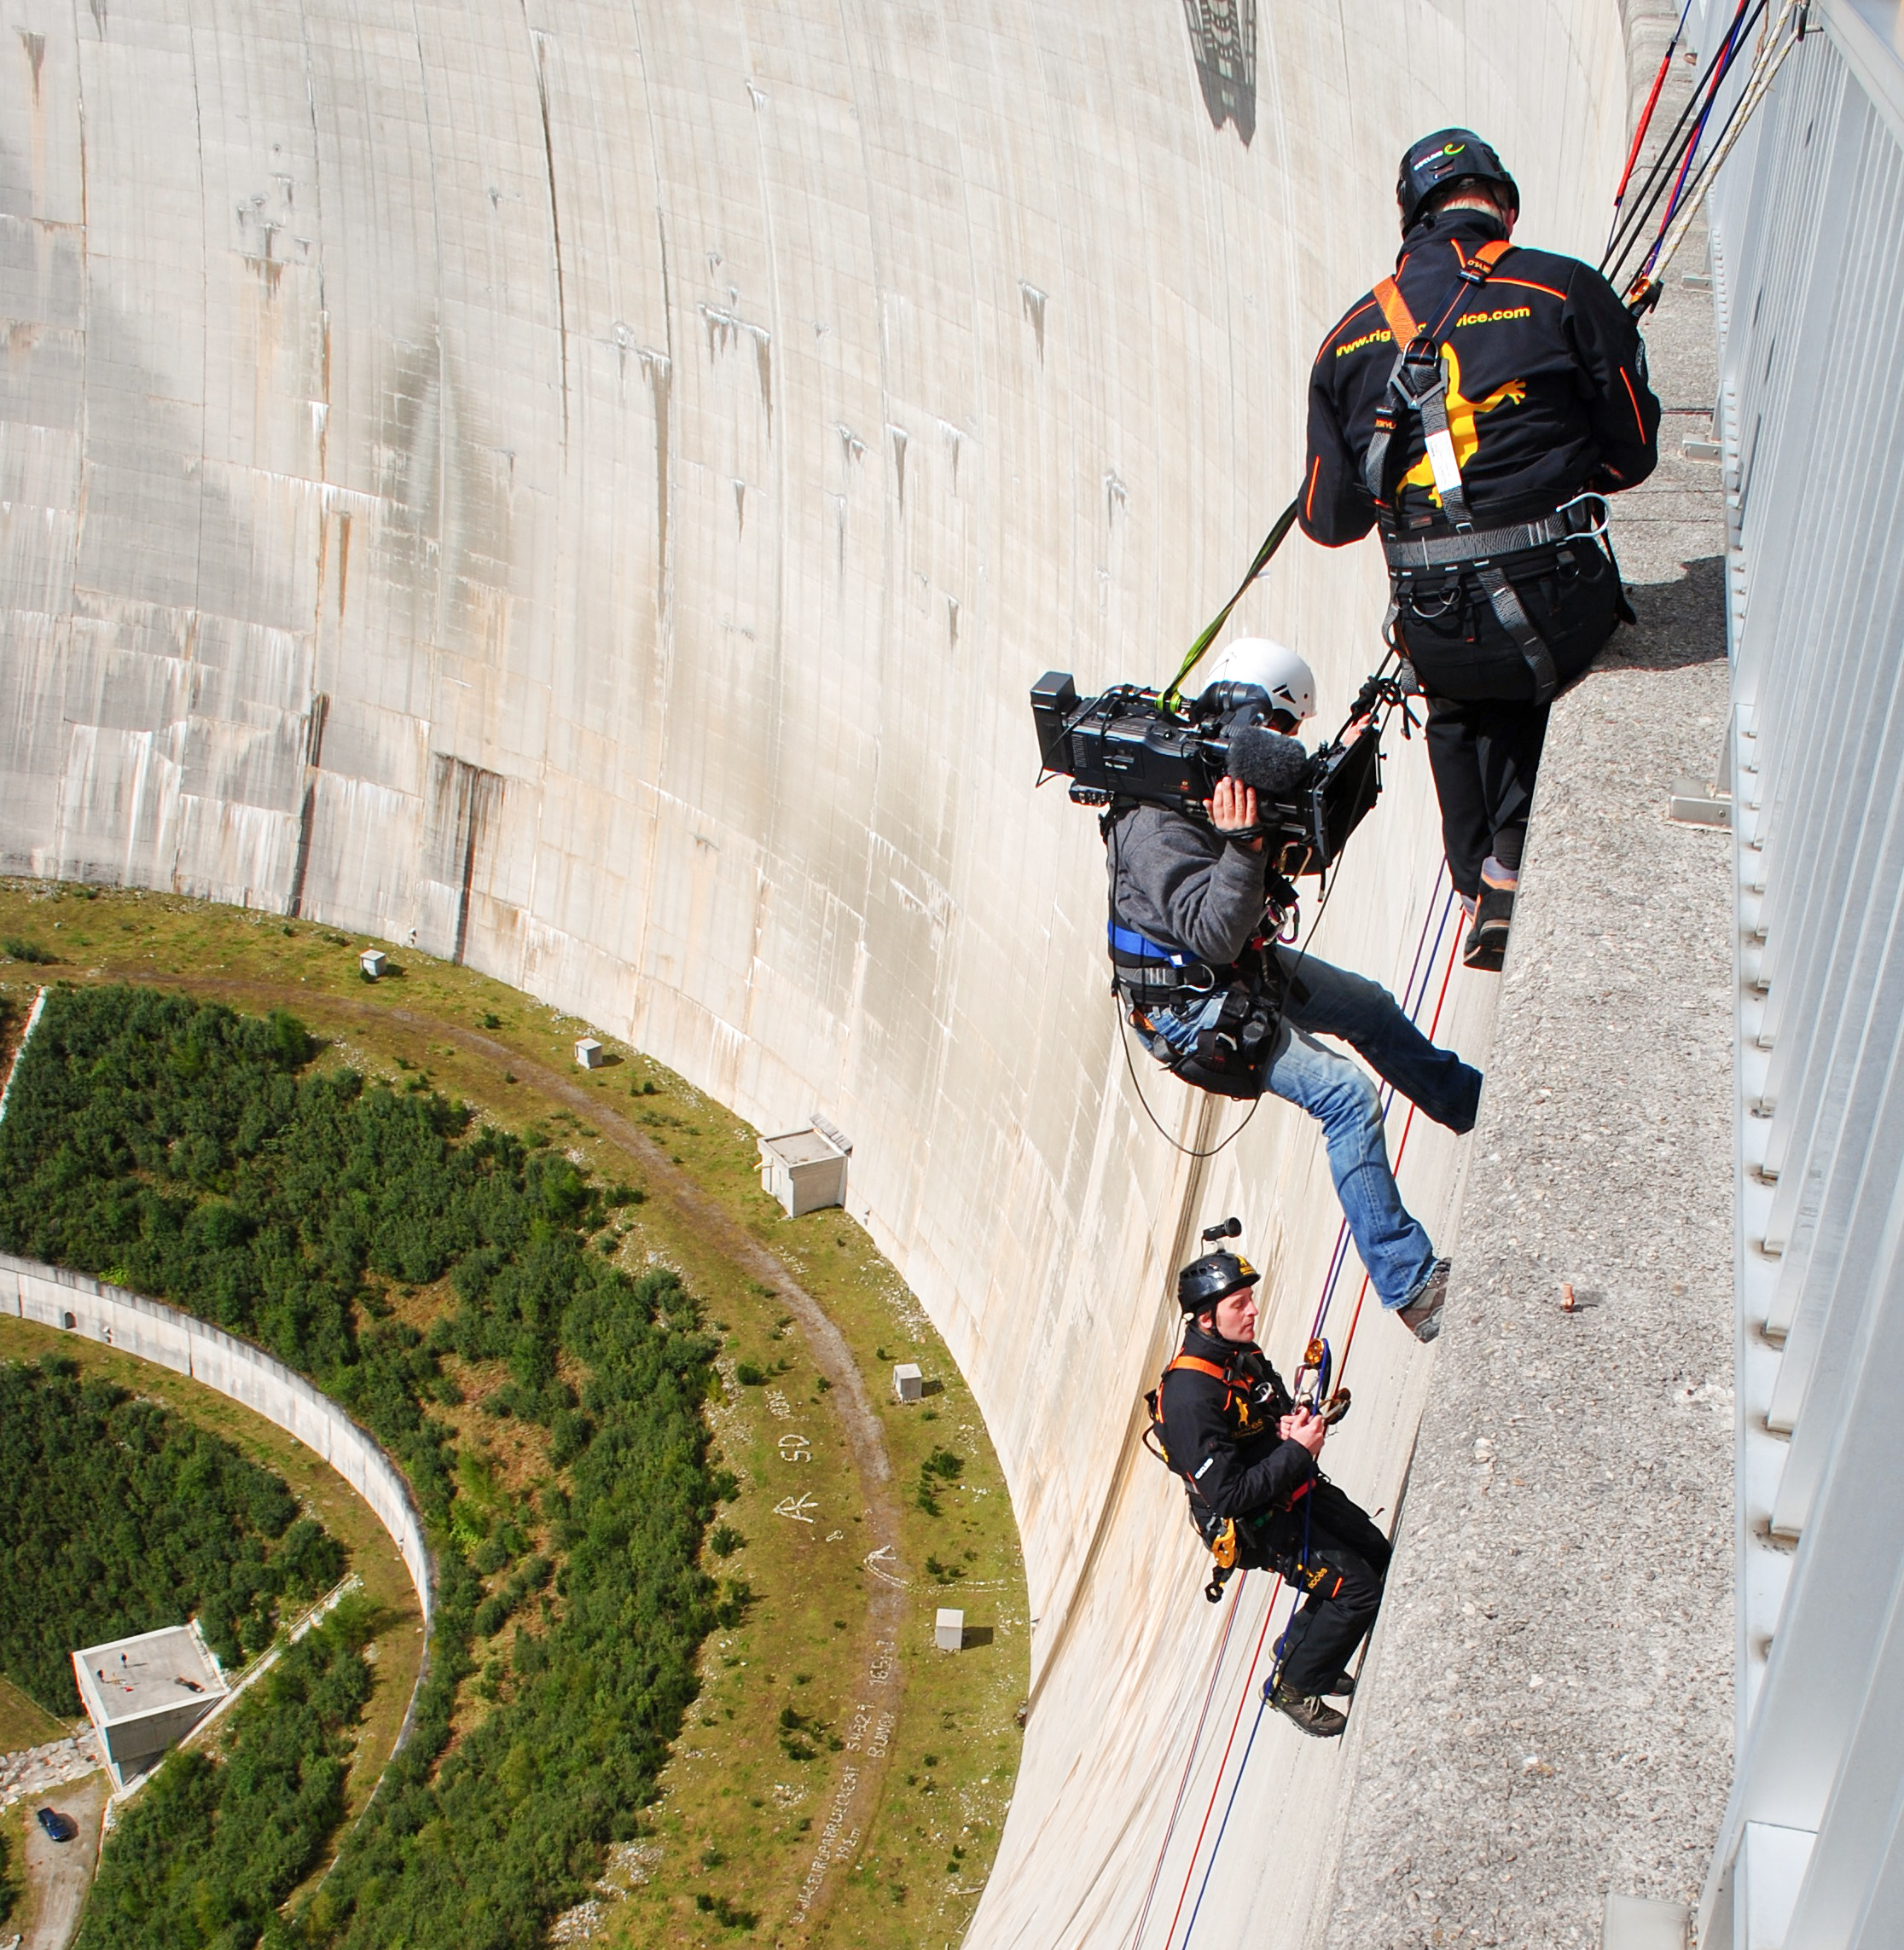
[{"xmin": 1029, "ymin": 669, "xmax": 1390, "ymax": 877}]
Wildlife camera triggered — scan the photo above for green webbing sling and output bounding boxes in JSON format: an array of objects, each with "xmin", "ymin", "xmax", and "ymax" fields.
[{"xmin": 1158, "ymin": 494, "xmax": 1303, "ymax": 712}]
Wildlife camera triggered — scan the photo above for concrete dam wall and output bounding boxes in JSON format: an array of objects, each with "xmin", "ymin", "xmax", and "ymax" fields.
[{"xmin": 0, "ymin": 3, "xmax": 1628, "ymax": 1941}]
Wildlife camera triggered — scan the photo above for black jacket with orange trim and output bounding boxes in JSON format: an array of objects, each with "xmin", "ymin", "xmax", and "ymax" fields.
[
  {"xmin": 1300, "ymin": 207, "xmax": 1660, "ymax": 548},
  {"xmin": 1157, "ymin": 1324, "xmax": 1315, "ymax": 1523}
]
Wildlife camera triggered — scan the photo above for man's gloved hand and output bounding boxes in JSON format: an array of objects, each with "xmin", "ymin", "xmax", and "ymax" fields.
[{"xmin": 1206, "ymin": 777, "xmax": 1265, "ymax": 854}]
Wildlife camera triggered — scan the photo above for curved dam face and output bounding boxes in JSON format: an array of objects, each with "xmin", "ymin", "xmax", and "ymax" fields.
[{"xmin": 0, "ymin": 3, "xmax": 1626, "ymax": 1941}]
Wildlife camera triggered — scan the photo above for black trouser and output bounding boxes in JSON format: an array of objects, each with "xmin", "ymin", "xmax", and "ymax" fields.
[
  {"xmin": 1396, "ymin": 537, "xmax": 1623, "ymax": 900},
  {"xmin": 1239, "ymin": 1478, "xmax": 1392, "ymax": 1698},
  {"xmin": 1423, "ymin": 695, "xmax": 1550, "ymax": 900}
]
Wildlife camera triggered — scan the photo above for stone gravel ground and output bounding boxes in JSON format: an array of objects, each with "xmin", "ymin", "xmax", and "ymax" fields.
[{"xmin": 0, "ymin": 1738, "xmax": 104, "ymax": 1816}]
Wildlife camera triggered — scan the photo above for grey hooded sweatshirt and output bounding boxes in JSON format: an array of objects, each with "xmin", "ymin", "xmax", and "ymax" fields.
[{"xmin": 1103, "ymin": 804, "xmax": 1270, "ymax": 969}]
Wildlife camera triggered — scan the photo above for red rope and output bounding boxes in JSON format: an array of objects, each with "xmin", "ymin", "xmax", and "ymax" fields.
[
  {"xmin": 1153, "ymin": 1579, "xmax": 1286, "ymax": 1950},
  {"xmin": 1127, "ymin": 1571, "xmax": 1250, "ymax": 1950},
  {"xmin": 1612, "ymin": 0, "xmax": 1690, "ymax": 212},
  {"xmin": 1332, "ymin": 908, "xmax": 1464, "ymax": 1392}
]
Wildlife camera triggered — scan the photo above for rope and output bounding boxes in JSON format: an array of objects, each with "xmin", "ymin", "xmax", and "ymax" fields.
[
  {"xmin": 1332, "ymin": 902, "xmax": 1465, "ymax": 1395},
  {"xmin": 1127, "ymin": 1573, "xmax": 1251, "ymax": 1950},
  {"xmin": 1159, "ymin": 496, "xmax": 1303, "ymax": 712},
  {"xmin": 1175, "ymin": 1689, "xmax": 1277, "ymax": 1948},
  {"xmin": 1643, "ymin": 0, "xmax": 1808, "ymax": 292},
  {"xmin": 1150, "ymin": 1578, "xmax": 1287, "ymax": 1950},
  {"xmin": 1605, "ymin": 0, "xmax": 1772, "ymax": 299},
  {"xmin": 1601, "ymin": 0, "xmax": 1752, "ymax": 276},
  {"xmin": 1307, "ymin": 874, "xmax": 1456, "ymax": 1345},
  {"xmin": 1606, "ymin": 0, "xmax": 1695, "ymax": 252}
]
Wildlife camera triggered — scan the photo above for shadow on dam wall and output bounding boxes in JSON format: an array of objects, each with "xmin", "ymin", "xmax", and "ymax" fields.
[{"xmin": 0, "ymin": 3, "xmax": 1630, "ymax": 1942}]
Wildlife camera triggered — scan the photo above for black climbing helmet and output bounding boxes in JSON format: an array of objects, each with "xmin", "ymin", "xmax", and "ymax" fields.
[
  {"xmin": 1396, "ymin": 129, "xmax": 1519, "ymax": 233},
  {"xmin": 1178, "ymin": 1250, "xmax": 1258, "ymax": 1317}
]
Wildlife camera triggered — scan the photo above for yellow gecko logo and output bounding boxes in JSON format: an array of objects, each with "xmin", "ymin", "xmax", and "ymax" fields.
[{"xmin": 1400, "ymin": 341, "xmax": 1526, "ymax": 503}]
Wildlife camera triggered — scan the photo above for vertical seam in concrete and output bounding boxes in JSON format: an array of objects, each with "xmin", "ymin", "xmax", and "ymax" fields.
[
  {"xmin": 522, "ymin": 4, "xmax": 569, "ymax": 451},
  {"xmin": 734, "ymin": 3, "xmax": 787, "ymax": 1060}
]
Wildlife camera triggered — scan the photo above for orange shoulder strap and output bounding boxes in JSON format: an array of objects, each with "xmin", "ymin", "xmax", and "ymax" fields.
[
  {"xmin": 1373, "ymin": 238, "xmax": 1513, "ymax": 348},
  {"xmin": 1164, "ymin": 1355, "xmax": 1234, "ymax": 1385},
  {"xmin": 1372, "ymin": 276, "xmax": 1419, "ymax": 346}
]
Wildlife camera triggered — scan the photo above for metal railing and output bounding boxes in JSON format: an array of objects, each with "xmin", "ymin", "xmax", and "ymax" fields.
[{"xmin": 1697, "ymin": 3, "xmax": 1904, "ymax": 1943}]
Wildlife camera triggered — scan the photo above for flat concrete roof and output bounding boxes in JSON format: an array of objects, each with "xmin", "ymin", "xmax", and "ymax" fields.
[
  {"xmin": 75, "ymin": 1624, "xmax": 225, "ymax": 1727},
  {"xmin": 761, "ymin": 1129, "xmax": 842, "ymax": 1169}
]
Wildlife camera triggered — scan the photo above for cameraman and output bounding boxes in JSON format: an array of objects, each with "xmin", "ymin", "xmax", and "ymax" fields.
[{"xmin": 1106, "ymin": 639, "xmax": 1479, "ymax": 1343}]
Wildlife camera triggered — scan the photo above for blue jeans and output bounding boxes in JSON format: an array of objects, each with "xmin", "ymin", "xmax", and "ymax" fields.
[{"xmin": 1138, "ymin": 949, "xmax": 1481, "ymax": 1309}]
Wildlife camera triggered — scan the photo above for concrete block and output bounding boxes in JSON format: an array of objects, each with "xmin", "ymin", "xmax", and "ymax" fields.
[
  {"xmin": 893, "ymin": 1362, "xmax": 923, "ymax": 1403},
  {"xmin": 358, "ymin": 949, "xmax": 386, "ymax": 978},
  {"xmin": 73, "ymin": 1621, "xmax": 227, "ymax": 1790},
  {"xmin": 935, "ymin": 1609, "xmax": 965, "ymax": 1652},
  {"xmin": 758, "ymin": 1126, "xmax": 850, "ymax": 1218},
  {"xmin": 1669, "ymin": 777, "xmax": 1732, "ymax": 827},
  {"xmin": 574, "ymin": 1037, "xmax": 604, "ymax": 1069},
  {"xmin": 1601, "ymin": 1895, "xmax": 1689, "ymax": 1950}
]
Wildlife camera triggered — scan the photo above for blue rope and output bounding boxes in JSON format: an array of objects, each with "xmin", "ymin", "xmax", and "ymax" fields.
[
  {"xmin": 1173, "ymin": 1590, "xmax": 1299, "ymax": 1950},
  {"xmin": 1146, "ymin": 863, "xmax": 1460, "ymax": 1948},
  {"xmin": 1307, "ymin": 875, "xmax": 1457, "ymax": 1343}
]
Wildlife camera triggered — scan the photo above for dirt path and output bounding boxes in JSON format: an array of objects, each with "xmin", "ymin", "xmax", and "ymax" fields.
[
  {"xmin": 61, "ymin": 969, "xmax": 909, "ymax": 1937},
  {"xmin": 17, "ymin": 1771, "xmax": 107, "ymax": 1950}
]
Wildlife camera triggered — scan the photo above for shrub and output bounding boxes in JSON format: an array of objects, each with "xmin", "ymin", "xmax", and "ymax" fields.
[
  {"xmin": 0, "ymin": 1360, "xmax": 348, "ymax": 1711},
  {"xmin": 1, "ymin": 937, "xmax": 52, "ymax": 964},
  {"xmin": 0, "ymin": 990, "xmax": 730, "ymax": 1950},
  {"xmin": 74, "ymin": 1600, "xmax": 375, "ymax": 1950}
]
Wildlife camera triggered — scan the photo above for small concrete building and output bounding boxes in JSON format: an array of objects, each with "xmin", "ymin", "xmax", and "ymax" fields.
[
  {"xmin": 935, "ymin": 1608, "xmax": 965, "ymax": 1652},
  {"xmin": 358, "ymin": 949, "xmax": 386, "ymax": 978},
  {"xmin": 73, "ymin": 1622, "xmax": 227, "ymax": 1790},
  {"xmin": 758, "ymin": 1117, "xmax": 851, "ymax": 1218},
  {"xmin": 574, "ymin": 1036, "xmax": 605, "ymax": 1069},
  {"xmin": 893, "ymin": 1362, "xmax": 923, "ymax": 1404}
]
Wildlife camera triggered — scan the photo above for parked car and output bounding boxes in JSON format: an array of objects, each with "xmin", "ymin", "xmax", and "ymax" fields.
[{"xmin": 35, "ymin": 1806, "xmax": 76, "ymax": 1843}]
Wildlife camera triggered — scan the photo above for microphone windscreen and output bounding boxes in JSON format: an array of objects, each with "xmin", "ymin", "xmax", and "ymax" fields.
[{"xmin": 1226, "ymin": 726, "xmax": 1310, "ymax": 798}]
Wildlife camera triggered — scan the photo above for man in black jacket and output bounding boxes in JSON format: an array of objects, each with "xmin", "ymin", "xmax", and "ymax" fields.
[
  {"xmin": 1158, "ymin": 1245, "xmax": 1392, "ymax": 1738},
  {"xmin": 1302, "ymin": 130, "xmax": 1660, "ymax": 969}
]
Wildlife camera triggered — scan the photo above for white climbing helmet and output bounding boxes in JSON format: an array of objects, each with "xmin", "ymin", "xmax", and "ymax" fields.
[{"xmin": 1189, "ymin": 637, "xmax": 1316, "ymax": 725}]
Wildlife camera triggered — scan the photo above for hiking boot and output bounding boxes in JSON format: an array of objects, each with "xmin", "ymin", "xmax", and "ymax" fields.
[
  {"xmin": 1463, "ymin": 882, "xmax": 1514, "ymax": 971},
  {"xmin": 1396, "ymin": 1258, "xmax": 1450, "ymax": 1344},
  {"xmin": 1326, "ymin": 1671, "xmax": 1355, "ymax": 1698},
  {"xmin": 1268, "ymin": 1680, "xmax": 1348, "ymax": 1739}
]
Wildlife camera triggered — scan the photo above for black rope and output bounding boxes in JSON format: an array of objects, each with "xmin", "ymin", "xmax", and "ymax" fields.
[
  {"xmin": 1601, "ymin": 0, "xmax": 1751, "ymax": 276},
  {"xmin": 1604, "ymin": 0, "xmax": 1768, "ymax": 293}
]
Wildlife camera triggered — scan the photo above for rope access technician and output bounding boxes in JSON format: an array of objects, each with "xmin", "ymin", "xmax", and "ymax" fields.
[
  {"xmin": 1301, "ymin": 130, "xmax": 1661, "ymax": 970},
  {"xmin": 1158, "ymin": 1242, "xmax": 1391, "ymax": 1738},
  {"xmin": 1106, "ymin": 638, "xmax": 1480, "ymax": 1343}
]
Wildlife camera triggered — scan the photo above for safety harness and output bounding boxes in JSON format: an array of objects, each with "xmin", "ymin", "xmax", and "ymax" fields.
[
  {"xmin": 1143, "ymin": 1349, "xmax": 1317, "ymax": 1604},
  {"xmin": 1361, "ymin": 239, "xmax": 1606, "ymax": 707},
  {"xmin": 1105, "ymin": 802, "xmax": 1303, "ymax": 1103},
  {"xmin": 1108, "ymin": 915, "xmax": 1285, "ymax": 1101}
]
